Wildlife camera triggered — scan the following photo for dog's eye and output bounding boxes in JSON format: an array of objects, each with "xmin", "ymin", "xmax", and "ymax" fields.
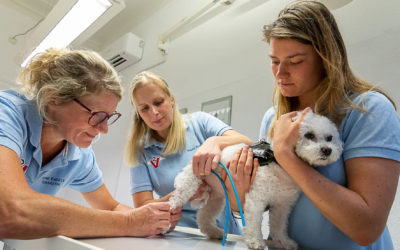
[
  {"xmin": 304, "ymin": 132, "xmax": 315, "ymax": 140},
  {"xmin": 326, "ymin": 135, "xmax": 333, "ymax": 142}
]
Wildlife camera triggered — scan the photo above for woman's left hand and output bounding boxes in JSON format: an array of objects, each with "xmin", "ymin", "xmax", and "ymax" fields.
[{"xmin": 192, "ymin": 137, "xmax": 222, "ymax": 177}]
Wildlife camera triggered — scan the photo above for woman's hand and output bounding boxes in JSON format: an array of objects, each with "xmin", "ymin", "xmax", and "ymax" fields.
[
  {"xmin": 273, "ymin": 108, "xmax": 310, "ymax": 162},
  {"xmin": 192, "ymin": 137, "xmax": 222, "ymax": 177},
  {"xmin": 165, "ymin": 206, "xmax": 183, "ymax": 233},
  {"xmin": 221, "ymin": 146, "xmax": 259, "ymax": 212},
  {"xmin": 127, "ymin": 202, "xmax": 171, "ymax": 236}
]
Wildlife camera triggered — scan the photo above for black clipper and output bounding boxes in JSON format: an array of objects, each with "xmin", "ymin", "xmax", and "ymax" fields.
[{"xmin": 249, "ymin": 139, "xmax": 277, "ymax": 166}]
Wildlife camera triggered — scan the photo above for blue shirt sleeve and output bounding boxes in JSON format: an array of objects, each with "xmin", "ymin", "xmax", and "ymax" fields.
[
  {"xmin": 259, "ymin": 107, "xmax": 276, "ymax": 140},
  {"xmin": 130, "ymin": 154, "xmax": 153, "ymax": 194},
  {"xmin": 191, "ymin": 111, "xmax": 232, "ymax": 138},
  {"xmin": 0, "ymin": 94, "xmax": 26, "ymax": 157},
  {"xmin": 341, "ymin": 92, "xmax": 400, "ymax": 162}
]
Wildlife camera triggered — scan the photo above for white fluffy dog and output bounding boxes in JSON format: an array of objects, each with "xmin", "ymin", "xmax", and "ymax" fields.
[{"xmin": 169, "ymin": 111, "xmax": 343, "ymax": 249}]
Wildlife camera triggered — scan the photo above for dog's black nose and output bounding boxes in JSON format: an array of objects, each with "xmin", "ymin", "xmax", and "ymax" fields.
[{"xmin": 321, "ymin": 147, "xmax": 332, "ymax": 156}]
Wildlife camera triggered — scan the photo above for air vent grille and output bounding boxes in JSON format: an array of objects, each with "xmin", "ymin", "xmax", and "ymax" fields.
[{"xmin": 109, "ymin": 55, "xmax": 127, "ymax": 67}]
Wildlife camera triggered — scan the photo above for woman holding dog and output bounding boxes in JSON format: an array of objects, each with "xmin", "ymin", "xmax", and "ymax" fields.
[
  {"xmin": 224, "ymin": 0, "xmax": 400, "ymax": 249},
  {"xmin": 0, "ymin": 48, "xmax": 172, "ymax": 239},
  {"xmin": 125, "ymin": 71, "xmax": 255, "ymax": 234}
]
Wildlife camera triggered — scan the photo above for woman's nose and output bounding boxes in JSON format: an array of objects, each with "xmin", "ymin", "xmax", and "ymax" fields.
[
  {"xmin": 151, "ymin": 105, "xmax": 159, "ymax": 115},
  {"xmin": 95, "ymin": 119, "xmax": 109, "ymax": 134},
  {"xmin": 276, "ymin": 62, "xmax": 289, "ymax": 78}
]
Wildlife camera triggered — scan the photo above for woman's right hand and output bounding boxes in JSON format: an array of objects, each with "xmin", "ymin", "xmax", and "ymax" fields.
[
  {"xmin": 221, "ymin": 146, "xmax": 259, "ymax": 212},
  {"xmin": 127, "ymin": 202, "xmax": 171, "ymax": 236},
  {"xmin": 273, "ymin": 108, "xmax": 310, "ymax": 162}
]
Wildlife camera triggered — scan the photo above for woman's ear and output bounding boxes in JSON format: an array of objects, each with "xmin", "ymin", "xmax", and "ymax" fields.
[
  {"xmin": 49, "ymin": 99, "xmax": 58, "ymax": 106},
  {"xmin": 42, "ymin": 89, "xmax": 59, "ymax": 106},
  {"xmin": 46, "ymin": 97, "xmax": 57, "ymax": 110},
  {"xmin": 171, "ymin": 98, "xmax": 175, "ymax": 107}
]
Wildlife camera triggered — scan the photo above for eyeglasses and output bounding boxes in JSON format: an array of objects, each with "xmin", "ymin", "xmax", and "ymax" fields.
[{"xmin": 73, "ymin": 99, "xmax": 121, "ymax": 126}]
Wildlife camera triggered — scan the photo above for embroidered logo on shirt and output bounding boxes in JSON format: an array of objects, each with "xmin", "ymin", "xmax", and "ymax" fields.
[
  {"xmin": 42, "ymin": 177, "xmax": 65, "ymax": 186},
  {"xmin": 150, "ymin": 156, "xmax": 160, "ymax": 168}
]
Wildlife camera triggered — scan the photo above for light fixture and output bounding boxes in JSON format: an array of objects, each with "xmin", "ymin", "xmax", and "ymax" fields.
[
  {"xmin": 158, "ymin": 0, "xmax": 234, "ymax": 54},
  {"xmin": 21, "ymin": 0, "xmax": 125, "ymax": 67}
]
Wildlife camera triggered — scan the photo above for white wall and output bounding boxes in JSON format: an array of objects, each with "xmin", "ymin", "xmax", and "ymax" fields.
[
  {"xmin": 43, "ymin": 0, "xmax": 400, "ymax": 248},
  {"xmin": 0, "ymin": 2, "xmax": 34, "ymax": 88}
]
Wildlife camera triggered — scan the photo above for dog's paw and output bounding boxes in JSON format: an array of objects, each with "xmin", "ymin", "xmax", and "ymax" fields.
[
  {"xmin": 245, "ymin": 238, "xmax": 266, "ymax": 250},
  {"xmin": 266, "ymin": 238, "xmax": 298, "ymax": 249}
]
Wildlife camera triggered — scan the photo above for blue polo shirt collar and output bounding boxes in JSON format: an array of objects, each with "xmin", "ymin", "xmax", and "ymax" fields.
[
  {"xmin": 26, "ymin": 100, "xmax": 42, "ymax": 149},
  {"xmin": 144, "ymin": 132, "xmax": 164, "ymax": 149},
  {"xmin": 65, "ymin": 142, "xmax": 82, "ymax": 161}
]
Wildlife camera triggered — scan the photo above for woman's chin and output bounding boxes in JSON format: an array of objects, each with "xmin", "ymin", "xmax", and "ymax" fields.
[
  {"xmin": 78, "ymin": 142, "xmax": 92, "ymax": 148},
  {"xmin": 73, "ymin": 138, "xmax": 93, "ymax": 148}
]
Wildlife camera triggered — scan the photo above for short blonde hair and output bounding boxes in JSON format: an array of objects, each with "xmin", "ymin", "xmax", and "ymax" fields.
[
  {"xmin": 125, "ymin": 71, "xmax": 186, "ymax": 166},
  {"xmin": 17, "ymin": 47, "xmax": 122, "ymax": 121}
]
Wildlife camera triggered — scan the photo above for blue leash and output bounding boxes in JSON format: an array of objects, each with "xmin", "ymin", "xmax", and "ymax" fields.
[
  {"xmin": 211, "ymin": 171, "xmax": 230, "ymax": 246},
  {"xmin": 210, "ymin": 161, "xmax": 246, "ymax": 246}
]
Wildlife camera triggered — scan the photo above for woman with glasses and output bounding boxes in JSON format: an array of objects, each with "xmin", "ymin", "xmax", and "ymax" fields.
[
  {"xmin": 0, "ymin": 48, "xmax": 171, "ymax": 239},
  {"xmin": 125, "ymin": 71, "xmax": 256, "ymax": 234}
]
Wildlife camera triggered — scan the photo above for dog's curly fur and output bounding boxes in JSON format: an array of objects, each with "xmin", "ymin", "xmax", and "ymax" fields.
[{"xmin": 169, "ymin": 111, "xmax": 343, "ymax": 249}]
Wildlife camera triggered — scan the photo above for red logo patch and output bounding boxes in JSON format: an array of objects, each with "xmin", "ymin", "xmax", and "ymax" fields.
[
  {"xmin": 20, "ymin": 158, "xmax": 28, "ymax": 172},
  {"xmin": 150, "ymin": 157, "xmax": 160, "ymax": 168}
]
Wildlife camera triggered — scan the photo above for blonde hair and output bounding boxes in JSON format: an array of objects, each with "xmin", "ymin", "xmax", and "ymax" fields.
[
  {"xmin": 17, "ymin": 47, "xmax": 122, "ymax": 122},
  {"xmin": 262, "ymin": 0, "xmax": 395, "ymax": 135},
  {"xmin": 125, "ymin": 71, "xmax": 186, "ymax": 166}
]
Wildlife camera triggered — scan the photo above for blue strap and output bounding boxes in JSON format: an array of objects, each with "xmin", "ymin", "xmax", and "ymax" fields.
[
  {"xmin": 218, "ymin": 161, "xmax": 245, "ymax": 226},
  {"xmin": 209, "ymin": 161, "xmax": 246, "ymax": 246},
  {"xmin": 211, "ymin": 171, "xmax": 230, "ymax": 246}
]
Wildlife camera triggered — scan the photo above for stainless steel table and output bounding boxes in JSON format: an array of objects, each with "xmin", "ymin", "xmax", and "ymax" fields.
[{"xmin": 1, "ymin": 226, "xmax": 248, "ymax": 250}]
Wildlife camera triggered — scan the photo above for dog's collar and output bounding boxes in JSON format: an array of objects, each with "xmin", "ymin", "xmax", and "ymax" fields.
[{"xmin": 249, "ymin": 140, "xmax": 277, "ymax": 166}]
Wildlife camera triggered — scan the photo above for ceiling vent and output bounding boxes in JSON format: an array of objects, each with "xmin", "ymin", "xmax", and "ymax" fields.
[{"xmin": 100, "ymin": 32, "xmax": 144, "ymax": 72}]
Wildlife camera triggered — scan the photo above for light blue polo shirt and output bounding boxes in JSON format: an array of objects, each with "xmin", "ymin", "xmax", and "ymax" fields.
[
  {"xmin": 0, "ymin": 90, "xmax": 103, "ymax": 196},
  {"xmin": 130, "ymin": 111, "xmax": 241, "ymax": 234},
  {"xmin": 259, "ymin": 91, "xmax": 400, "ymax": 249}
]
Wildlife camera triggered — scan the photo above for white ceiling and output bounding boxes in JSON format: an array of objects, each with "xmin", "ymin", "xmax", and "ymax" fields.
[
  {"xmin": 1, "ymin": 0, "xmax": 57, "ymax": 19},
  {"xmin": 0, "ymin": 0, "xmax": 354, "ymax": 52},
  {"xmin": 3, "ymin": 0, "xmax": 173, "ymax": 49},
  {"xmin": 1, "ymin": 0, "xmax": 396, "ymax": 89},
  {"xmin": 85, "ymin": 0, "xmax": 173, "ymax": 50},
  {"xmin": 0, "ymin": 0, "xmax": 173, "ymax": 87}
]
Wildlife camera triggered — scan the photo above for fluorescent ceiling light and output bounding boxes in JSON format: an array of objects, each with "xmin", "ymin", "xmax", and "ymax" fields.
[{"xmin": 21, "ymin": 0, "xmax": 112, "ymax": 67}]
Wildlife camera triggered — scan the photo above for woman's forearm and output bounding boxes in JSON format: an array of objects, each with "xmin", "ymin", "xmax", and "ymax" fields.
[
  {"xmin": 214, "ymin": 130, "xmax": 253, "ymax": 149},
  {"xmin": 1, "ymin": 190, "xmax": 130, "ymax": 239},
  {"xmin": 143, "ymin": 193, "xmax": 173, "ymax": 205}
]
